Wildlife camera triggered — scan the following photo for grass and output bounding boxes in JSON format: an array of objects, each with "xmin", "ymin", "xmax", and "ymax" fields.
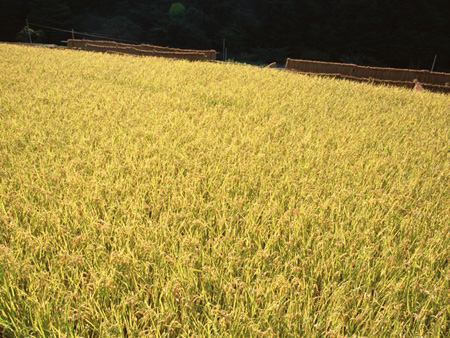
[{"xmin": 1, "ymin": 43, "xmax": 450, "ymax": 337}]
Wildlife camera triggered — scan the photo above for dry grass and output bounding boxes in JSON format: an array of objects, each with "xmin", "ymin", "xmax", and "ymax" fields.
[{"xmin": 1, "ymin": 44, "xmax": 450, "ymax": 337}]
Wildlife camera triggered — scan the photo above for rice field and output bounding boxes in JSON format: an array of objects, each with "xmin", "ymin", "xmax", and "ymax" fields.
[{"xmin": 1, "ymin": 43, "xmax": 450, "ymax": 337}]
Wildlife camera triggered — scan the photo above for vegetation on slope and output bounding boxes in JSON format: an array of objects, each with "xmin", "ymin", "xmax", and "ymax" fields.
[
  {"xmin": 1, "ymin": 44, "xmax": 450, "ymax": 337},
  {"xmin": 3, "ymin": 0, "xmax": 450, "ymax": 69}
]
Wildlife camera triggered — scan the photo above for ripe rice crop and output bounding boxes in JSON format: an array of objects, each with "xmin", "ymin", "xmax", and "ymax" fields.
[{"xmin": 1, "ymin": 43, "xmax": 450, "ymax": 337}]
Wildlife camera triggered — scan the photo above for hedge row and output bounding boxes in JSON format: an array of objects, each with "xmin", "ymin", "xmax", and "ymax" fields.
[
  {"xmin": 285, "ymin": 58, "xmax": 450, "ymax": 90},
  {"xmin": 67, "ymin": 39, "xmax": 216, "ymax": 61}
]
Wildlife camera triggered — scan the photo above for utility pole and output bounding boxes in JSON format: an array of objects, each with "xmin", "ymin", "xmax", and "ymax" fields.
[
  {"xmin": 72, "ymin": 29, "xmax": 75, "ymax": 39},
  {"xmin": 431, "ymin": 55, "xmax": 437, "ymax": 72},
  {"xmin": 223, "ymin": 39, "xmax": 226, "ymax": 61},
  {"xmin": 26, "ymin": 19, "xmax": 32, "ymax": 44}
]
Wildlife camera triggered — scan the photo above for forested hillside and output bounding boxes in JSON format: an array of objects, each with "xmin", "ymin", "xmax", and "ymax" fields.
[{"xmin": 1, "ymin": 0, "xmax": 449, "ymax": 69}]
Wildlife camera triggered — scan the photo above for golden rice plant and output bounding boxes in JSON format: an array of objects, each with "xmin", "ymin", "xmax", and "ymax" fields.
[{"xmin": 1, "ymin": 43, "xmax": 450, "ymax": 337}]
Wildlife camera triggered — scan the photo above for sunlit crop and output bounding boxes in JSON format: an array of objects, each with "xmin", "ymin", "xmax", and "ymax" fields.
[{"xmin": 1, "ymin": 43, "xmax": 450, "ymax": 337}]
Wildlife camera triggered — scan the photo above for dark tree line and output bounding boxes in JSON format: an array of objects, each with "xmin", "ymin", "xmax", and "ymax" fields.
[{"xmin": 1, "ymin": 0, "xmax": 449, "ymax": 70}]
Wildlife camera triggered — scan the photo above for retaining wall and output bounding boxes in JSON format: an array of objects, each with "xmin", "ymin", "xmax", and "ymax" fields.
[
  {"xmin": 286, "ymin": 58, "xmax": 450, "ymax": 88},
  {"xmin": 84, "ymin": 44, "xmax": 208, "ymax": 61},
  {"xmin": 68, "ymin": 39, "xmax": 215, "ymax": 61}
]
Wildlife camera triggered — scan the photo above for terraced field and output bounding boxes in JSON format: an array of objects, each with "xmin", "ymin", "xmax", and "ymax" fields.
[{"xmin": 1, "ymin": 43, "xmax": 450, "ymax": 337}]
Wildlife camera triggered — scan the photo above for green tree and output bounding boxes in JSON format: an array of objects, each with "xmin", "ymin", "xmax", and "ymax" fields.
[{"xmin": 15, "ymin": 26, "xmax": 44, "ymax": 43}]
